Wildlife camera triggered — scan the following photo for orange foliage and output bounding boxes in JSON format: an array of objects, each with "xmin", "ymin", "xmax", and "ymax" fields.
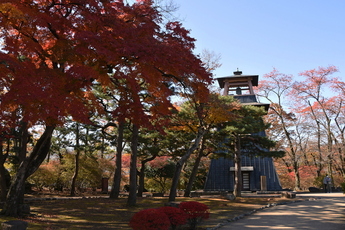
[{"xmin": 148, "ymin": 156, "xmax": 172, "ymax": 169}]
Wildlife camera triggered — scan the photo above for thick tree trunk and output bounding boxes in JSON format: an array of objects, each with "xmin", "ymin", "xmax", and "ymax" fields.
[
  {"xmin": 2, "ymin": 166, "xmax": 27, "ymax": 216},
  {"xmin": 0, "ymin": 141, "xmax": 9, "ymax": 201},
  {"xmin": 110, "ymin": 121, "xmax": 124, "ymax": 199},
  {"xmin": 2, "ymin": 126, "xmax": 55, "ymax": 216},
  {"xmin": 293, "ymin": 162, "xmax": 301, "ymax": 191},
  {"xmin": 184, "ymin": 137, "xmax": 205, "ymax": 197},
  {"xmin": 137, "ymin": 165, "xmax": 145, "ymax": 198},
  {"xmin": 18, "ymin": 121, "xmax": 29, "ymax": 162},
  {"xmin": 169, "ymin": 128, "xmax": 205, "ymax": 202},
  {"xmin": 0, "ymin": 167, "xmax": 8, "ymax": 202},
  {"xmin": 127, "ymin": 124, "xmax": 138, "ymax": 206}
]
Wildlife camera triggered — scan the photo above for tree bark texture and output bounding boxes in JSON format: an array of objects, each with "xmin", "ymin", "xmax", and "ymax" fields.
[
  {"xmin": 110, "ymin": 121, "xmax": 124, "ymax": 199},
  {"xmin": 169, "ymin": 128, "xmax": 205, "ymax": 202},
  {"xmin": 0, "ymin": 139, "xmax": 10, "ymax": 202},
  {"xmin": 137, "ymin": 155, "xmax": 155, "ymax": 197},
  {"xmin": 233, "ymin": 136, "xmax": 242, "ymax": 198},
  {"xmin": 127, "ymin": 124, "xmax": 138, "ymax": 206},
  {"xmin": 2, "ymin": 126, "xmax": 55, "ymax": 216},
  {"xmin": 18, "ymin": 121, "xmax": 29, "ymax": 162},
  {"xmin": 293, "ymin": 162, "xmax": 301, "ymax": 191},
  {"xmin": 184, "ymin": 137, "xmax": 205, "ymax": 197}
]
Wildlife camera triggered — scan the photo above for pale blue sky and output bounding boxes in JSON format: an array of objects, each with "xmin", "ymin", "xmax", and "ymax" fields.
[{"xmin": 173, "ymin": 0, "xmax": 345, "ymax": 81}]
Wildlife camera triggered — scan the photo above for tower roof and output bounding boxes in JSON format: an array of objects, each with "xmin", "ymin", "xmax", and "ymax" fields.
[
  {"xmin": 215, "ymin": 70, "xmax": 269, "ymax": 112},
  {"xmin": 215, "ymin": 71, "xmax": 259, "ymax": 89}
]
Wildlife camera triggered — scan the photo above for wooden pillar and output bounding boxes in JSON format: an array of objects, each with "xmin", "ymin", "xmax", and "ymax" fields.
[
  {"xmin": 247, "ymin": 78, "xmax": 254, "ymax": 94},
  {"xmin": 223, "ymin": 81, "xmax": 229, "ymax": 96}
]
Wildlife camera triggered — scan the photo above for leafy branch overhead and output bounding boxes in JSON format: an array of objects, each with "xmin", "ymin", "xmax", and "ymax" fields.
[
  {"xmin": 0, "ymin": 0, "xmax": 212, "ymax": 129},
  {"xmin": 0, "ymin": 0, "xmax": 212, "ymax": 216}
]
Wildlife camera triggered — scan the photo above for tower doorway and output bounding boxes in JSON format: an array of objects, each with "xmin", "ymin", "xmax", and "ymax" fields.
[{"xmin": 242, "ymin": 172, "xmax": 250, "ymax": 191}]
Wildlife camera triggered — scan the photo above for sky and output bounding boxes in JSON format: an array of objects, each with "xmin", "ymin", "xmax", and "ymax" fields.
[{"xmin": 172, "ymin": 0, "xmax": 345, "ymax": 82}]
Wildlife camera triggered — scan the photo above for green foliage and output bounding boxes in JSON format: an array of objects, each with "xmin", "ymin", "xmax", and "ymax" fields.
[
  {"xmin": 5, "ymin": 155, "xmax": 20, "ymax": 177},
  {"xmin": 60, "ymin": 154, "xmax": 103, "ymax": 189},
  {"xmin": 50, "ymin": 121, "xmax": 115, "ymax": 160},
  {"xmin": 146, "ymin": 161, "xmax": 175, "ymax": 179},
  {"xmin": 225, "ymin": 105, "xmax": 269, "ymax": 134},
  {"xmin": 28, "ymin": 154, "xmax": 105, "ymax": 192},
  {"xmin": 313, "ymin": 175, "xmax": 325, "ymax": 188},
  {"xmin": 27, "ymin": 161, "xmax": 61, "ymax": 191},
  {"xmin": 145, "ymin": 161, "xmax": 175, "ymax": 193},
  {"xmin": 182, "ymin": 156, "xmax": 210, "ymax": 190},
  {"xmin": 215, "ymin": 104, "xmax": 285, "ymax": 159}
]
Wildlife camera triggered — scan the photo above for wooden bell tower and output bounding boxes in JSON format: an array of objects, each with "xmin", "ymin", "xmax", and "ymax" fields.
[{"xmin": 204, "ymin": 70, "xmax": 281, "ymax": 192}]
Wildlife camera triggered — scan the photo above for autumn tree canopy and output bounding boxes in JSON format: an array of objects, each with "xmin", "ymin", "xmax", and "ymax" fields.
[
  {"xmin": 256, "ymin": 66, "xmax": 345, "ymax": 190},
  {"xmin": 0, "ymin": 0, "xmax": 212, "ymax": 216},
  {"xmin": 0, "ymin": 0, "xmax": 211, "ymax": 129}
]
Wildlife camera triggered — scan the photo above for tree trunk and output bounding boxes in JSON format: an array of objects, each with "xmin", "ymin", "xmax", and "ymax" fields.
[
  {"xmin": 2, "ymin": 126, "xmax": 55, "ymax": 216},
  {"xmin": 233, "ymin": 136, "xmax": 242, "ymax": 198},
  {"xmin": 0, "ymin": 140, "xmax": 9, "ymax": 201},
  {"xmin": 110, "ymin": 121, "xmax": 124, "ymax": 199},
  {"xmin": 308, "ymin": 103, "xmax": 323, "ymax": 178},
  {"xmin": 0, "ymin": 166, "xmax": 8, "ymax": 202},
  {"xmin": 184, "ymin": 137, "xmax": 205, "ymax": 197},
  {"xmin": 70, "ymin": 124, "xmax": 80, "ymax": 196},
  {"xmin": 137, "ymin": 165, "xmax": 145, "ymax": 197},
  {"xmin": 169, "ymin": 128, "xmax": 205, "ymax": 202},
  {"xmin": 293, "ymin": 164, "xmax": 301, "ymax": 191},
  {"xmin": 137, "ymin": 155, "xmax": 156, "ymax": 197},
  {"xmin": 18, "ymin": 121, "xmax": 29, "ymax": 162},
  {"xmin": 334, "ymin": 116, "xmax": 345, "ymax": 179},
  {"xmin": 127, "ymin": 124, "xmax": 138, "ymax": 206}
]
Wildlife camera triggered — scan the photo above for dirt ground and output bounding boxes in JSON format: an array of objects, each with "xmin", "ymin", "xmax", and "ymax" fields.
[{"xmin": 0, "ymin": 190, "xmax": 302, "ymax": 229}]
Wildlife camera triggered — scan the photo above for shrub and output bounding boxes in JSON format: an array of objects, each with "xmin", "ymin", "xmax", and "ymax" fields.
[
  {"xmin": 129, "ymin": 208, "xmax": 170, "ymax": 230},
  {"xmin": 179, "ymin": 201, "xmax": 210, "ymax": 229},
  {"xmin": 313, "ymin": 175, "xmax": 325, "ymax": 188},
  {"xmin": 341, "ymin": 182, "xmax": 345, "ymax": 194},
  {"xmin": 28, "ymin": 160, "xmax": 61, "ymax": 191},
  {"xmin": 159, "ymin": 206, "xmax": 188, "ymax": 229}
]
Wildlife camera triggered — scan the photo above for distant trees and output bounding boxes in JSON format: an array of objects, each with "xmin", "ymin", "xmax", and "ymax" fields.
[
  {"xmin": 257, "ymin": 66, "xmax": 345, "ymax": 190},
  {"xmin": 257, "ymin": 69, "xmax": 303, "ymax": 190},
  {"xmin": 146, "ymin": 159, "xmax": 175, "ymax": 194}
]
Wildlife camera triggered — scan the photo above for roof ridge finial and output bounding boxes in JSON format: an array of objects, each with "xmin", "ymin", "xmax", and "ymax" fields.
[{"xmin": 234, "ymin": 68, "xmax": 242, "ymax": 75}]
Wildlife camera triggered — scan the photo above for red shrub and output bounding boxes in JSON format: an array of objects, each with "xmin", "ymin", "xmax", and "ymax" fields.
[
  {"xmin": 129, "ymin": 208, "xmax": 170, "ymax": 230},
  {"xmin": 179, "ymin": 201, "xmax": 210, "ymax": 229},
  {"xmin": 159, "ymin": 206, "xmax": 188, "ymax": 227}
]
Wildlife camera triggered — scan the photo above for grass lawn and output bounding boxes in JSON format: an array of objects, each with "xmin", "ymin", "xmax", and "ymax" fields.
[{"xmin": 0, "ymin": 192, "xmax": 300, "ymax": 229}]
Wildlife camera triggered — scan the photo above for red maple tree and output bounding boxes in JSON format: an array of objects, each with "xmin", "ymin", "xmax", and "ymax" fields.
[{"xmin": 0, "ymin": 0, "xmax": 211, "ymax": 216}]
